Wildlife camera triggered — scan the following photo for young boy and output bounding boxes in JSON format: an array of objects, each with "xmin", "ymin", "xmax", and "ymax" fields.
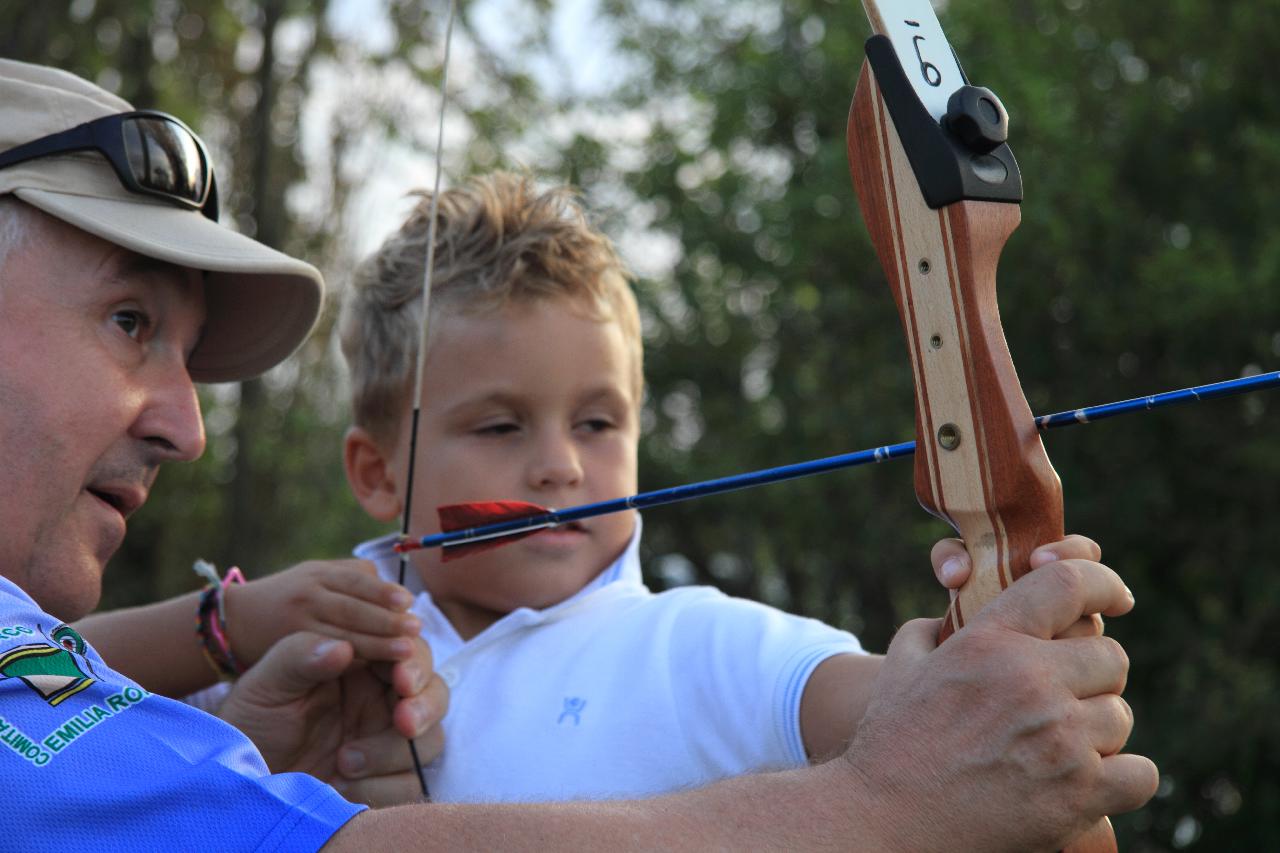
[
  {"xmin": 337, "ymin": 174, "xmax": 873, "ymax": 802},
  {"xmin": 333, "ymin": 172, "xmax": 938, "ymax": 801}
]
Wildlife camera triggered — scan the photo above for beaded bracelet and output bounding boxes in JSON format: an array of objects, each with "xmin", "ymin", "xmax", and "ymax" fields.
[{"xmin": 193, "ymin": 559, "xmax": 246, "ymax": 681}]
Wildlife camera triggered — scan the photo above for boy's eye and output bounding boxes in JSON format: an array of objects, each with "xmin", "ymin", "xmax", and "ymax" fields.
[
  {"xmin": 111, "ymin": 309, "xmax": 150, "ymax": 340},
  {"xmin": 476, "ymin": 422, "xmax": 520, "ymax": 436},
  {"xmin": 579, "ymin": 418, "xmax": 615, "ymax": 433}
]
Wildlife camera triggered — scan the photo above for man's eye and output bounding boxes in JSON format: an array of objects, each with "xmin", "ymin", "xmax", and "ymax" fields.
[{"xmin": 111, "ymin": 309, "xmax": 149, "ymax": 340}]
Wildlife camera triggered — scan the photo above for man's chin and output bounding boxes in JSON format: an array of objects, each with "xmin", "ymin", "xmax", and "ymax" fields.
[{"xmin": 30, "ymin": 559, "xmax": 106, "ymax": 623}]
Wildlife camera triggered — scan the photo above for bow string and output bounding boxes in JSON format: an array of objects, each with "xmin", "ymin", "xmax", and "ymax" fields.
[{"xmin": 394, "ymin": 0, "xmax": 459, "ymax": 801}]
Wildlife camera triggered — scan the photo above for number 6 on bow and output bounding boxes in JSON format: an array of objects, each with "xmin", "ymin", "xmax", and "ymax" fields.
[{"xmin": 846, "ymin": 1, "xmax": 1115, "ymax": 851}]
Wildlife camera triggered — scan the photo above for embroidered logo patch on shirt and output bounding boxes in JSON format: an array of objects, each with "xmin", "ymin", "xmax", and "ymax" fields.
[
  {"xmin": 0, "ymin": 624, "xmax": 96, "ymax": 706},
  {"xmin": 0, "ymin": 622, "xmax": 152, "ymax": 768}
]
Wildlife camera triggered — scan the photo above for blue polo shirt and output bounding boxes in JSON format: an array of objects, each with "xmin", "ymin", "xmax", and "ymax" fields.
[{"xmin": 0, "ymin": 576, "xmax": 363, "ymax": 852}]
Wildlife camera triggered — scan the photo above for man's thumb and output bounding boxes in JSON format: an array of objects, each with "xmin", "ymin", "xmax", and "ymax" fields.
[{"xmin": 235, "ymin": 632, "xmax": 353, "ymax": 703}]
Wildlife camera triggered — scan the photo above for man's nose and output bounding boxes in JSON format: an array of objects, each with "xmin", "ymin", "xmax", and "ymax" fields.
[{"xmin": 131, "ymin": 358, "xmax": 207, "ymax": 462}]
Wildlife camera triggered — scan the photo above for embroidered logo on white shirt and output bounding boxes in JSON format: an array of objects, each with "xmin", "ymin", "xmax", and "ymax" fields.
[{"xmin": 558, "ymin": 697, "xmax": 586, "ymax": 726}]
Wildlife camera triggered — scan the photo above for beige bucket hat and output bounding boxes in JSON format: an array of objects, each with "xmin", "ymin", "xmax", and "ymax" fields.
[{"xmin": 0, "ymin": 59, "xmax": 322, "ymax": 383}]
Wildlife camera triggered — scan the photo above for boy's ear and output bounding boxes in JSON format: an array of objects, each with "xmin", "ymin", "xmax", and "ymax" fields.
[{"xmin": 344, "ymin": 426, "xmax": 403, "ymax": 523}]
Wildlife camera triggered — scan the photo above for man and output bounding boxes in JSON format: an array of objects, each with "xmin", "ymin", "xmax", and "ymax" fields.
[{"xmin": 0, "ymin": 59, "xmax": 1156, "ymax": 850}]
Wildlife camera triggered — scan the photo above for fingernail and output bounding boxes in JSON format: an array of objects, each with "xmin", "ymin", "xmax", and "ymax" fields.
[
  {"xmin": 312, "ymin": 639, "xmax": 340, "ymax": 660},
  {"xmin": 391, "ymin": 637, "xmax": 414, "ymax": 658},
  {"xmin": 339, "ymin": 747, "xmax": 366, "ymax": 776},
  {"xmin": 401, "ymin": 614, "xmax": 422, "ymax": 634},
  {"xmin": 402, "ymin": 661, "xmax": 424, "ymax": 691},
  {"xmin": 411, "ymin": 699, "xmax": 432, "ymax": 732},
  {"xmin": 390, "ymin": 589, "xmax": 414, "ymax": 609},
  {"xmin": 1125, "ymin": 586, "xmax": 1135, "ymax": 605},
  {"xmin": 940, "ymin": 556, "xmax": 966, "ymax": 585}
]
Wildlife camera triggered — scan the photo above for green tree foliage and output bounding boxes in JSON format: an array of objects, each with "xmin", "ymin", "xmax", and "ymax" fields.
[{"xmin": 4, "ymin": 0, "xmax": 1277, "ymax": 846}]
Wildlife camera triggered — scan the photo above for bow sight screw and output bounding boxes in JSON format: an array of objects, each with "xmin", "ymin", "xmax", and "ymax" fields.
[
  {"xmin": 945, "ymin": 85, "xmax": 1009, "ymax": 154},
  {"xmin": 938, "ymin": 423, "xmax": 961, "ymax": 450},
  {"xmin": 930, "ymin": 334, "xmax": 943, "ymax": 350},
  {"xmin": 918, "ymin": 258, "xmax": 931, "ymax": 275}
]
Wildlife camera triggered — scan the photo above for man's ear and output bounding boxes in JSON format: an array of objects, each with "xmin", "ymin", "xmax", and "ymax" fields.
[{"xmin": 344, "ymin": 426, "xmax": 402, "ymax": 523}]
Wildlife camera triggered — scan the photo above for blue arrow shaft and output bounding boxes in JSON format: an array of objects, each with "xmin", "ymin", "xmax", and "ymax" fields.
[
  {"xmin": 407, "ymin": 371, "xmax": 1280, "ymax": 551},
  {"xmin": 1034, "ymin": 370, "xmax": 1280, "ymax": 428}
]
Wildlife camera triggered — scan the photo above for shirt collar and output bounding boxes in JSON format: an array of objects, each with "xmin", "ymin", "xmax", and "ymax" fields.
[{"xmin": 356, "ymin": 517, "xmax": 644, "ymax": 662}]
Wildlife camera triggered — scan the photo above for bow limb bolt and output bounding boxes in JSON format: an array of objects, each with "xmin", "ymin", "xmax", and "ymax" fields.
[{"xmin": 846, "ymin": 1, "xmax": 1113, "ymax": 850}]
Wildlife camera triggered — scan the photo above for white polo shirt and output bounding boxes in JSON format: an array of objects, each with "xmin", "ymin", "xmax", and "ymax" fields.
[{"xmin": 356, "ymin": 520, "xmax": 864, "ymax": 803}]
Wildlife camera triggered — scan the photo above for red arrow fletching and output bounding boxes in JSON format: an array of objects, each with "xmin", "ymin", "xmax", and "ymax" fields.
[{"xmin": 434, "ymin": 500, "xmax": 553, "ymax": 561}]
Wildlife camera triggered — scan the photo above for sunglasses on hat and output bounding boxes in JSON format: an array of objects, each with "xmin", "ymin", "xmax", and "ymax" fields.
[{"xmin": 0, "ymin": 109, "xmax": 219, "ymax": 222}]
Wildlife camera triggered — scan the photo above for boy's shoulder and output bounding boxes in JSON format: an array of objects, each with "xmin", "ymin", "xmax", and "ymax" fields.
[
  {"xmin": 568, "ymin": 580, "xmax": 864, "ymax": 660},
  {"xmin": 648, "ymin": 584, "xmax": 860, "ymax": 644}
]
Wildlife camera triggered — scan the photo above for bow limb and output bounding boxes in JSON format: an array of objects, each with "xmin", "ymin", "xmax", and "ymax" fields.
[{"xmin": 846, "ymin": 1, "xmax": 1112, "ymax": 850}]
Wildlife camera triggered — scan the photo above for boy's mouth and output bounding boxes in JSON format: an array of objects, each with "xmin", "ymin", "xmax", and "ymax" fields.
[
  {"xmin": 545, "ymin": 521, "xmax": 586, "ymax": 534},
  {"xmin": 528, "ymin": 520, "xmax": 588, "ymax": 545}
]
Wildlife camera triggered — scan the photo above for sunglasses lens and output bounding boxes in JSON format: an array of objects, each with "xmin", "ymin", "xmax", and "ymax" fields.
[{"xmin": 122, "ymin": 117, "xmax": 208, "ymax": 204}]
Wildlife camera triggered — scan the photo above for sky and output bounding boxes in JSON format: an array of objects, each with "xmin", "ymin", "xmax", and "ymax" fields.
[{"xmin": 319, "ymin": 0, "xmax": 629, "ymax": 258}]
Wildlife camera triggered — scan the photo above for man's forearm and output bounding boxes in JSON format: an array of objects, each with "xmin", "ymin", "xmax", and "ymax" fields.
[
  {"xmin": 323, "ymin": 761, "xmax": 871, "ymax": 852},
  {"xmin": 76, "ymin": 591, "xmax": 217, "ymax": 697}
]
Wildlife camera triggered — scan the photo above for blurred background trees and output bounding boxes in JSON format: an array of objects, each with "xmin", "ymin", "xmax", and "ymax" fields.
[{"xmin": 4, "ymin": 0, "xmax": 1277, "ymax": 847}]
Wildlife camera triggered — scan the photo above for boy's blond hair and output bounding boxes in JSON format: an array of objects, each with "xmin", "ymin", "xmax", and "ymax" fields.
[{"xmin": 340, "ymin": 172, "xmax": 642, "ymax": 445}]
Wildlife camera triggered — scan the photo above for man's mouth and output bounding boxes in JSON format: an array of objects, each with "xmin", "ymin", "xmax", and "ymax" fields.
[{"xmin": 85, "ymin": 484, "xmax": 146, "ymax": 519}]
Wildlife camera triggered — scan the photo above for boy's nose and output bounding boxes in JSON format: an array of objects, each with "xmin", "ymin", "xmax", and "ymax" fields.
[{"xmin": 528, "ymin": 433, "xmax": 583, "ymax": 489}]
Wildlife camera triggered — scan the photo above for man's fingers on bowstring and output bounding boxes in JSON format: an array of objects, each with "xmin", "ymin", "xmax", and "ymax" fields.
[
  {"xmin": 986, "ymin": 559, "xmax": 1134, "ymax": 639},
  {"xmin": 391, "ymin": 669, "xmax": 449, "ymax": 741},
  {"xmin": 365, "ymin": 636, "xmax": 437, "ymax": 696},
  {"xmin": 237, "ymin": 632, "xmax": 355, "ymax": 703},
  {"xmin": 930, "ymin": 538, "xmax": 970, "ymax": 590},
  {"xmin": 339, "ymin": 721, "xmax": 445, "ymax": 783},
  {"xmin": 331, "ymin": 768, "xmax": 433, "ymax": 808},
  {"xmin": 362, "ymin": 637, "xmax": 448, "ymax": 740}
]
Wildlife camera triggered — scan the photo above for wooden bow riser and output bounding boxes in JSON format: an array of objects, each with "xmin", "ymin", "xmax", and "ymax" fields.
[
  {"xmin": 846, "ymin": 59, "xmax": 1064, "ymax": 640},
  {"xmin": 847, "ymin": 53, "xmax": 1115, "ymax": 853}
]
